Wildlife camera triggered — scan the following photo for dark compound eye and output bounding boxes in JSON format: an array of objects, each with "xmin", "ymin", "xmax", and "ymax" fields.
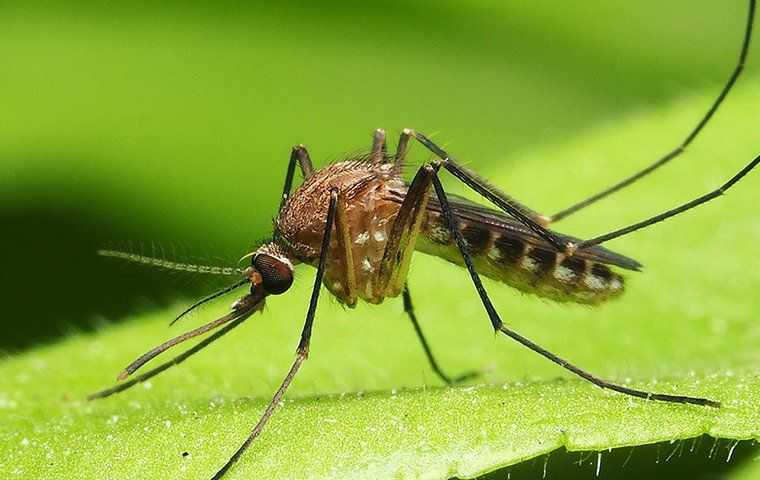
[{"xmin": 253, "ymin": 254, "xmax": 293, "ymax": 295}]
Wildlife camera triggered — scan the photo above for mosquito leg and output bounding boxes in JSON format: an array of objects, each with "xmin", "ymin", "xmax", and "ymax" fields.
[
  {"xmin": 549, "ymin": 0, "xmax": 756, "ymax": 223},
  {"xmin": 278, "ymin": 145, "xmax": 315, "ymax": 213},
  {"xmin": 371, "ymin": 128, "xmax": 387, "ymax": 162},
  {"xmin": 377, "ymin": 164, "xmax": 434, "ymax": 296},
  {"xmin": 409, "ymin": 131, "xmax": 563, "ymax": 250},
  {"xmin": 575, "ymin": 153, "xmax": 760, "ymax": 250},
  {"xmin": 333, "ymin": 192, "xmax": 358, "ymax": 307},
  {"xmin": 428, "ymin": 161, "xmax": 720, "ymax": 407},
  {"xmin": 379, "ymin": 162, "xmax": 477, "ymax": 383},
  {"xmin": 212, "ymin": 189, "xmax": 338, "ymax": 479},
  {"xmin": 403, "ymin": 285, "xmax": 479, "ymax": 385},
  {"xmin": 394, "ymin": 128, "xmax": 413, "ymax": 166},
  {"xmin": 87, "ymin": 314, "xmax": 249, "ymax": 401}
]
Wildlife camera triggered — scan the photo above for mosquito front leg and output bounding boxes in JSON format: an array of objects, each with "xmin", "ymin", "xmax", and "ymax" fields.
[
  {"xmin": 212, "ymin": 189, "xmax": 339, "ymax": 480},
  {"xmin": 427, "ymin": 161, "xmax": 719, "ymax": 407}
]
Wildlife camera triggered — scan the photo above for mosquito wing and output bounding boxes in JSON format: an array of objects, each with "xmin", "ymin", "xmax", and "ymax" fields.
[
  {"xmin": 431, "ymin": 193, "xmax": 642, "ymax": 270},
  {"xmin": 387, "ymin": 189, "xmax": 641, "ymax": 304}
]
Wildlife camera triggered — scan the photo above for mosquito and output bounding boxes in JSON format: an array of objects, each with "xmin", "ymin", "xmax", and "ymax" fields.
[{"xmin": 90, "ymin": 1, "xmax": 758, "ymax": 478}]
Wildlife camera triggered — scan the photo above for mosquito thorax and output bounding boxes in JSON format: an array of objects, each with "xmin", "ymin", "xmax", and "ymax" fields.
[{"xmin": 250, "ymin": 247, "xmax": 294, "ymax": 295}]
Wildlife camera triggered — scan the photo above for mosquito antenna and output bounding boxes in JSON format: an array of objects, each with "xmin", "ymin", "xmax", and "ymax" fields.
[
  {"xmin": 117, "ymin": 298, "xmax": 261, "ymax": 381},
  {"xmin": 97, "ymin": 249, "xmax": 244, "ymax": 276},
  {"xmin": 170, "ymin": 278, "xmax": 251, "ymax": 326}
]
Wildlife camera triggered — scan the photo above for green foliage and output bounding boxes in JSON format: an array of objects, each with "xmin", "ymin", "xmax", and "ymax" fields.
[{"xmin": 2, "ymin": 81, "xmax": 759, "ymax": 478}]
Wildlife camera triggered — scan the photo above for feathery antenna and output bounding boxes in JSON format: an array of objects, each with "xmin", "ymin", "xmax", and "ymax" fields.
[{"xmin": 97, "ymin": 249, "xmax": 243, "ymax": 276}]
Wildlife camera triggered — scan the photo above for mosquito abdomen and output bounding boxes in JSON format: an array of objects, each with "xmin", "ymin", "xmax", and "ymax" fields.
[{"xmin": 417, "ymin": 213, "xmax": 624, "ymax": 305}]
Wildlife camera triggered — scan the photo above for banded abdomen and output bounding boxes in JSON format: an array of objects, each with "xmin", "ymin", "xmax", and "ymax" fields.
[{"xmin": 416, "ymin": 196, "xmax": 641, "ymax": 305}]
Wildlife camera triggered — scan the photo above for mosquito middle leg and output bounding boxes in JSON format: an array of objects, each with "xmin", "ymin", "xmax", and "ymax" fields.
[
  {"xmin": 403, "ymin": 285, "xmax": 479, "ymax": 385},
  {"xmin": 426, "ymin": 161, "xmax": 720, "ymax": 407},
  {"xmin": 211, "ymin": 189, "xmax": 339, "ymax": 479},
  {"xmin": 334, "ymin": 192, "xmax": 358, "ymax": 307},
  {"xmin": 377, "ymin": 162, "xmax": 434, "ymax": 295}
]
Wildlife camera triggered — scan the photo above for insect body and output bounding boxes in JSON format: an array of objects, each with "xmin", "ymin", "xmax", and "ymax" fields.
[
  {"xmin": 277, "ymin": 157, "xmax": 410, "ymax": 305},
  {"xmin": 278, "ymin": 154, "xmax": 633, "ymax": 307},
  {"xmin": 90, "ymin": 2, "xmax": 759, "ymax": 478}
]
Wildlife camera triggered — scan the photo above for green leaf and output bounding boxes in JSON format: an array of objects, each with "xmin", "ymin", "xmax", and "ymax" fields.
[{"xmin": 2, "ymin": 79, "xmax": 759, "ymax": 478}]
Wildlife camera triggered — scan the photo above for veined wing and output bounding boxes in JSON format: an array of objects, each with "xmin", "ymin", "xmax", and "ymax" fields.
[
  {"xmin": 384, "ymin": 186, "xmax": 638, "ymax": 304},
  {"xmin": 427, "ymin": 193, "xmax": 642, "ymax": 271}
]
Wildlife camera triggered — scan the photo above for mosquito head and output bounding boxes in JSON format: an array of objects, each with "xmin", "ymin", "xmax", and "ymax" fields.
[{"xmin": 243, "ymin": 243, "xmax": 294, "ymax": 296}]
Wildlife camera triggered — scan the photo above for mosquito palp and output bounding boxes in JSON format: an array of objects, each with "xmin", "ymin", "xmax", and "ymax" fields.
[{"xmin": 88, "ymin": 2, "xmax": 758, "ymax": 478}]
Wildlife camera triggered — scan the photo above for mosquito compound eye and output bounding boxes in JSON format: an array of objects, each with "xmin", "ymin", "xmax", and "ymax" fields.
[{"xmin": 253, "ymin": 254, "xmax": 293, "ymax": 295}]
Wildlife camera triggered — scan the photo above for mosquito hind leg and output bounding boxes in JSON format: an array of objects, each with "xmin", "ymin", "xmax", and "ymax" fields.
[
  {"xmin": 377, "ymin": 160, "xmax": 478, "ymax": 384},
  {"xmin": 427, "ymin": 160, "xmax": 719, "ymax": 408},
  {"xmin": 573, "ymin": 153, "xmax": 760, "ymax": 251},
  {"xmin": 548, "ymin": 0, "xmax": 756, "ymax": 224},
  {"xmin": 403, "ymin": 285, "xmax": 479, "ymax": 385},
  {"xmin": 332, "ymin": 191, "xmax": 358, "ymax": 307}
]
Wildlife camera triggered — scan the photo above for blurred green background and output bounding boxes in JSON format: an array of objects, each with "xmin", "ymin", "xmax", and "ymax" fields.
[
  {"xmin": 2, "ymin": 1, "xmax": 760, "ymax": 478},
  {"xmin": 2, "ymin": 0, "xmax": 757, "ymax": 350}
]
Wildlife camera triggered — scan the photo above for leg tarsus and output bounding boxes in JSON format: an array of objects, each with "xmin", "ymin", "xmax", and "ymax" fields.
[{"xmin": 403, "ymin": 285, "xmax": 480, "ymax": 386}]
